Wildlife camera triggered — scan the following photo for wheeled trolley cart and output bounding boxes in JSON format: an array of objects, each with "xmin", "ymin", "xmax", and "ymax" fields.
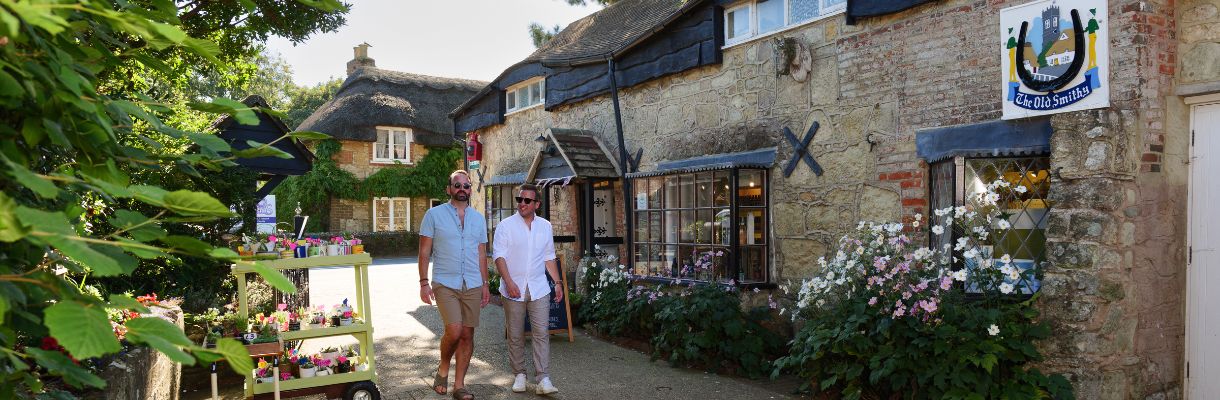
[{"xmin": 232, "ymin": 254, "xmax": 380, "ymax": 400}]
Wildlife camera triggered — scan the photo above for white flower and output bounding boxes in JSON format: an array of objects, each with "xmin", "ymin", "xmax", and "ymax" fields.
[
  {"xmin": 912, "ymin": 220, "xmax": 920, "ymax": 228},
  {"xmin": 1008, "ymin": 270, "xmax": 1021, "ymax": 281},
  {"xmin": 999, "ymin": 254, "xmax": 1012, "ymax": 264},
  {"xmin": 952, "ymin": 269, "xmax": 967, "ymax": 281},
  {"xmin": 1000, "ymin": 265, "xmax": 1015, "ymax": 275},
  {"xmin": 988, "ymin": 324, "xmax": 1000, "ymax": 336},
  {"xmin": 931, "ymin": 225, "xmax": 945, "ymax": 235},
  {"xmin": 954, "ymin": 237, "xmax": 969, "ymax": 251},
  {"xmin": 954, "ymin": 206, "xmax": 967, "ymax": 218},
  {"xmin": 1015, "ymin": 185, "xmax": 1028, "ymax": 194},
  {"xmin": 996, "ymin": 219, "xmax": 1011, "ymax": 230},
  {"xmin": 913, "ymin": 213, "xmax": 922, "ymax": 221},
  {"xmin": 963, "ymin": 248, "xmax": 980, "ymax": 259},
  {"xmin": 752, "ymin": 287, "xmax": 761, "ymax": 293},
  {"xmin": 999, "ymin": 282, "xmax": 1014, "ymax": 294}
]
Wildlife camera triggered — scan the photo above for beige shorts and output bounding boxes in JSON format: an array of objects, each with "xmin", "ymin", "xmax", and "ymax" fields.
[{"xmin": 432, "ymin": 283, "xmax": 482, "ymax": 328}]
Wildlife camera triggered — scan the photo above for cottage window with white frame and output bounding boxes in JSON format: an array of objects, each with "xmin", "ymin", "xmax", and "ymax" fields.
[
  {"xmin": 725, "ymin": 0, "xmax": 846, "ymax": 45},
  {"xmin": 373, "ymin": 197, "xmax": 411, "ymax": 232},
  {"xmin": 373, "ymin": 127, "xmax": 412, "ymax": 163},
  {"xmin": 505, "ymin": 78, "xmax": 545, "ymax": 114}
]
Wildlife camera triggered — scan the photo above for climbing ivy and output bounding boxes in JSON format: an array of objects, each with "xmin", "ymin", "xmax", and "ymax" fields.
[{"xmin": 274, "ymin": 139, "xmax": 461, "ymax": 231}]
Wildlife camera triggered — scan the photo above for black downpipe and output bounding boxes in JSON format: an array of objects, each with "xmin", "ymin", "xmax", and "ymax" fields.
[{"xmin": 608, "ymin": 58, "xmax": 633, "ymax": 269}]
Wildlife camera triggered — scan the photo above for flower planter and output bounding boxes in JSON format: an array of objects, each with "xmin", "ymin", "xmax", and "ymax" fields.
[
  {"xmin": 326, "ymin": 244, "xmax": 340, "ymax": 256},
  {"xmin": 298, "ymin": 366, "xmax": 316, "ymax": 378},
  {"xmin": 244, "ymin": 341, "xmax": 281, "ymax": 357},
  {"xmin": 288, "ymin": 322, "xmax": 300, "ymax": 331},
  {"xmin": 355, "ymin": 363, "xmax": 369, "ymax": 372},
  {"xmin": 316, "ymin": 369, "xmax": 330, "ymax": 376},
  {"xmin": 319, "ymin": 351, "xmax": 341, "ymax": 364},
  {"xmin": 264, "ymin": 242, "xmax": 276, "ymax": 252},
  {"xmin": 340, "ymin": 318, "xmax": 353, "ymax": 326},
  {"xmin": 330, "ymin": 316, "xmax": 340, "ymax": 326},
  {"xmin": 353, "ymin": 244, "xmax": 364, "ymax": 254}
]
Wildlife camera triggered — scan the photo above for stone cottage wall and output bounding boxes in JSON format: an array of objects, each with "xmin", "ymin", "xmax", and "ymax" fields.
[
  {"xmin": 469, "ymin": 0, "xmax": 1192, "ymax": 396},
  {"xmin": 328, "ymin": 140, "xmax": 432, "ymax": 232}
]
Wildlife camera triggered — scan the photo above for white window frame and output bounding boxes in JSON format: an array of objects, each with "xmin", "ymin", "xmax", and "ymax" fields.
[
  {"xmin": 372, "ymin": 197, "xmax": 412, "ymax": 232},
  {"xmin": 505, "ymin": 77, "xmax": 545, "ymax": 115},
  {"xmin": 723, "ymin": 0, "xmax": 846, "ymax": 47},
  {"xmin": 372, "ymin": 127, "xmax": 413, "ymax": 164}
]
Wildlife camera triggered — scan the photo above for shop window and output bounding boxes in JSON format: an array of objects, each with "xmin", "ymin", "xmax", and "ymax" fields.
[
  {"xmin": 632, "ymin": 169, "xmax": 768, "ymax": 284},
  {"xmin": 929, "ymin": 156, "xmax": 1051, "ymax": 294},
  {"xmin": 486, "ymin": 185, "xmax": 518, "ymax": 252},
  {"xmin": 725, "ymin": 0, "xmax": 846, "ymax": 45},
  {"xmin": 373, "ymin": 197, "xmax": 411, "ymax": 232},
  {"xmin": 373, "ymin": 127, "xmax": 412, "ymax": 163}
]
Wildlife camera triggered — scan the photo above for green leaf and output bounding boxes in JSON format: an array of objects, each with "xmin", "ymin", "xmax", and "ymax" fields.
[
  {"xmin": 90, "ymin": 245, "xmax": 139, "ymax": 275},
  {"xmin": 159, "ymin": 235, "xmax": 213, "ymax": 256},
  {"xmin": 1, "ymin": 153, "xmax": 59, "ymax": 199},
  {"xmin": 980, "ymin": 353, "xmax": 998, "ymax": 373},
  {"xmin": 0, "ymin": 69, "xmax": 27, "ymax": 99},
  {"xmin": 130, "ymin": 184, "xmax": 170, "ymax": 207},
  {"xmin": 44, "ymin": 301, "xmax": 121, "ymax": 359},
  {"xmin": 0, "ymin": 192, "xmax": 30, "ymax": 242},
  {"xmin": 81, "ymin": 173, "xmax": 134, "ymax": 198},
  {"xmin": 17, "ymin": 206, "xmax": 128, "ymax": 276},
  {"xmin": 117, "ymin": 237, "xmax": 171, "ymax": 259},
  {"xmin": 110, "ymin": 209, "xmax": 167, "ymax": 242},
  {"xmin": 106, "ymin": 294, "xmax": 150, "ymax": 314},
  {"xmin": 214, "ymin": 338, "xmax": 253, "ymax": 376},
  {"xmin": 0, "ymin": 295, "xmax": 8, "ymax": 320},
  {"xmin": 27, "ymin": 349, "xmax": 106, "ymax": 389},
  {"xmin": 251, "ymin": 262, "xmax": 297, "ymax": 293},
  {"xmin": 162, "ymin": 190, "xmax": 235, "ymax": 217},
  {"xmin": 209, "ymin": 247, "xmax": 240, "ymax": 260},
  {"xmin": 125, "ymin": 317, "xmax": 196, "ymax": 365},
  {"xmin": 233, "ymin": 140, "xmax": 293, "ymax": 159},
  {"xmin": 188, "ymin": 98, "xmax": 256, "ymax": 125},
  {"xmin": 185, "ymin": 131, "xmax": 231, "ymax": 153},
  {"xmin": 288, "ymin": 131, "xmax": 331, "ymax": 140},
  {"xmin": 6, "ymin": 1, "xmax": 70, "ymax": 35}
]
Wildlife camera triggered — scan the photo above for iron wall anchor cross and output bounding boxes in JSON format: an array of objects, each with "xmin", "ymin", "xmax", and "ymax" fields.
[{"xmin": 783, "ymin": 121, "xmax": 824, "ymax": 177}]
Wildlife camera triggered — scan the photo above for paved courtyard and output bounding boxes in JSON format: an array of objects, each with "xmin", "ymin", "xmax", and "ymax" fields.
[{"xmin": 295, "ymin": 257, "xmax": 798, "ymax": 400}]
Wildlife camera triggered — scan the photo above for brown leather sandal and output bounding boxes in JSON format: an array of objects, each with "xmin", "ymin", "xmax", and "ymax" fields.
[
  {"xmin": 432, "ymin": 372, "xmax": 447, "ymax": 395},
  {"xmin": 451, "ymin": 387, "xmax": 474, "ymax": 400}
]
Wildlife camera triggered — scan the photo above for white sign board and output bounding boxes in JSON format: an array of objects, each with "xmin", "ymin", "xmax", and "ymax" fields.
[
  {"xmin": 1000, "ymin": 0, "xmax": 1108, "ymax": 119},
  {"xmin": 256, "ymin": 195, "xmax": 276, "ymax": 234}
]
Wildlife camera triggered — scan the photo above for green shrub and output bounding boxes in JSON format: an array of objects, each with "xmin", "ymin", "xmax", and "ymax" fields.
[{"xmin": 650, "ymin": 284, "xmax": 784, "ymax": 379}]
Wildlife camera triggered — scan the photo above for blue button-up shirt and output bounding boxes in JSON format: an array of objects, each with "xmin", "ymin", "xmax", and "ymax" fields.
[{"xmin": 419, "ymin": 203, "xmax": 487, "ymax": 289}]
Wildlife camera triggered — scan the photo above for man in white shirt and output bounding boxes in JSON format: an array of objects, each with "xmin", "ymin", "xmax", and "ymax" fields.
[{"xmin": 493, "ymin": 184, "xmax": 563, "ymax": 395}]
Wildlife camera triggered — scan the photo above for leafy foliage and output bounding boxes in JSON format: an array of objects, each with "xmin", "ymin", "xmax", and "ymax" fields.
[
  {"xmin": 579, "ymin": 258, "xmax": 783, "ymax": 379},
  {"xmin": 273, "ymin": 140, "xmax": 461, "ymax": 231},
  {"xmin": 283, "ymin": 77, "xmax": 343, "ymax": 130},
  {"xmin": 0, "ymin": 0, "xmax": 346, "ymax": 395}
]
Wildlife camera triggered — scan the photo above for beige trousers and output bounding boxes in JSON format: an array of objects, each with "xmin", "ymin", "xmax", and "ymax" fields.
[{"xmin": 504, "ymin": 287, "xmax": 551, "ymax": 379}]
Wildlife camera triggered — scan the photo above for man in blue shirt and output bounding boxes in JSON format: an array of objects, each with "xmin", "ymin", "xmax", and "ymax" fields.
[{"xmin": 418, "ymin": 170, "xmax": 489, "ymax": 400}]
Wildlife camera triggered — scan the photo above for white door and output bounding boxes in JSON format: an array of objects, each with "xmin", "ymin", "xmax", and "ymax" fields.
[{"xmin": 1189, "ymin": 101, "xmax": 1220, "ymax": 399}]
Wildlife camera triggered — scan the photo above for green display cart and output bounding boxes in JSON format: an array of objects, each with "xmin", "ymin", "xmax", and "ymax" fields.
[{"xmin": 232, "ymin": 253, "xmax": 380, "ymax": 400}]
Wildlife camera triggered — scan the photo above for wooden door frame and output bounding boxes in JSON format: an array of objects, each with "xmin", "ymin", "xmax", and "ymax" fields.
[{"xmin": 1185, "ymin": 93, "xmax": 1220, "ymax": 398}]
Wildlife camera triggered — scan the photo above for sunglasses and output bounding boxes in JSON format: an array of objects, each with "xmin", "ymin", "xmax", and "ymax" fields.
[
  {"xmin": 515, "ymin": 196, "xmax": 537, "ymax": 205},
  {"xmin": 451, "ymin": 183, "xmax": 471, "ymax": 190}
]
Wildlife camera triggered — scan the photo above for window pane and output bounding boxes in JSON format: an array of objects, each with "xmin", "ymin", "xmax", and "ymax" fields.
[
  {"xmin": 697, "ymin": 209, "xmax": 714, "ymax": 244},
  {"xmin": 393, "ymin": 144, "xmax": 407, "ymax": 160},
  {"xmin": 739, "ymin": 209, "xmax": 764, "ymax": 245},
  {"xmin": 757, "ymin": 0, "xmax": 785, "ymax": 33},
  {"xmin": 713, "ymin": 171, "xmax": 730, "ymax": 207},
  {"xmin": 664, "ymin": 210, "xmax": 679, "ymax": 243},
  {"xmin": 375, "ymin": 131, "xmax": 388, "ymax": 159},
  {"xmin": 634, "ymin": 178, "xmax": 650, "ymax": 210},
  {"xmin": 739, "ymin": 246, "xmax": 767, "ymax": 283},
  {"xmin": 680, "ymin": 210, "xmax": 694, "ymax": 242},
  {"xmin": 649, "ymin": 211, "xmax": 663, "ymax": 244},
  {"xmin": 636, "ymin": 212, "xmax": 649, "ymax": 242},
  {"xmin": 393, "ymin": 199, "xmax": 409, "ymax": 230},
  {"xmin": 695, "ymin": 172, "xmax": 712, "ymax": 208},
  {"xmin": 375, "ymin": 199, "xmax": 389, "ymax": 218},
  {"xmin": 393, "ymin": 131, "xmax": 407, "ymax": 146},
  {"xmin": 822, "ymin": 0, "xmax": 846, "ymax": 10},
  {"xmin": 661, "ymin": 244, "xmax": 678, "ymax": 277},
  {"xmin": 664, "ymin": 176, "xmax": 679, "ymax": 209},
  {"xmin": 538, "ymin": 80, "xmax": 545, "ymax": 101},
  {"xmin": 789, "ymin": 0, "xmax": 820, "ymax": 23},
  {"xmin": 959, "ymin": 157, "xmax": 1051, "ymax": 294},
  {"xmin": 376, "ymin": 130, "xmax": 388, "ymax": 145},
  {"xmin": 517, "ymin": 89, "xmax": 528, "ymax": 109},
  {"xmin": 529, "ymin": 82, "xmax": 541, "ymax": 104},
  {"xmin": 634, "ymin": 244, "xmax": 653, "ymax": 276},
  {"xmin": 714, "ymin": 208, "xmax": 731, "ymax": 245},
  {"xmin": 679, "ymin": 175, "xmax": 694, "ymax": 208},
  {"xmin": 648, "ymin": 177, "xmax": 664, "ymax": 209},
  {"xmin": 506, "ymin": 91, "xmax": 516, "ymax": 110},
  {"xmin": 737, "ymin": 170, "xmax": 765, "ymax": 207},
  {"xmin": 726, "ymin": 7, "xmax": 751, "ymax": 40}
]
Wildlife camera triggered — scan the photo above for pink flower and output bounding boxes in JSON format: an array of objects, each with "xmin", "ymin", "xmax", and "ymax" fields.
[
  {"xmin": 281, "ymin": 372, "xmax": 292, "ymax": 380},
  {"xmin": 268, "ymin": 235, "xmax": 277, "ymax": 242},
  {"xmin": 939, "ymin": 277, "xmax": 953, "ymax": 290},
  {"xmin": 868, "ymin": 297, "xmax": 877, "ymax": 305},
  {"xmin": 893, "ymin": 306, "xmax": 906, "ymax": 318}
]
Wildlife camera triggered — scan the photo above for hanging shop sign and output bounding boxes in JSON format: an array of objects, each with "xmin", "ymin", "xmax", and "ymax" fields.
[{"xmin": 1000, "ymin": 0, "xmax": 1108, "ymax": 120}]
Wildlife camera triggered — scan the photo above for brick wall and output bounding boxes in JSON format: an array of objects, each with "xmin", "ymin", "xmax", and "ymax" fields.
[{"xmin": 328, "ymin": 139, "xmax": 433, "ymax": 231}]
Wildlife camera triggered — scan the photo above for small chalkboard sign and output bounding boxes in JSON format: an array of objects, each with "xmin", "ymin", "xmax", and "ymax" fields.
[{"xmin": 522, "ymin": 263, "xmax": 574, "ymax": 342}]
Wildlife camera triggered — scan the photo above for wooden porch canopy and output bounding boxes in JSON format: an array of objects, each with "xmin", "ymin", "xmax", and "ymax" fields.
[
  {"xmin": 212, "ymin": 95, "xmax": 315, "ymax": 198},
  {"xmin": 527, "ymin": 128, "xmax": 621, "ymax": 186}
]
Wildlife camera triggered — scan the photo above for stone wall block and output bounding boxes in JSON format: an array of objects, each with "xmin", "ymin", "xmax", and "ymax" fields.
[
  {"xmin": 1048, "ymin": 179, "xmax": 1124, "ymax": 212},
  {"xmin": 1047, "ymin": 241, "xmax": 1096, "ymax": 270},
  {"xmin": 1069, "ymin": 211, "xmax": 1118, "ymax": 244}
]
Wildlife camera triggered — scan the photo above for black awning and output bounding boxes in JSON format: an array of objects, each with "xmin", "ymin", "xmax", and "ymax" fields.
[
  {"xmin": 915, "ymin": 118, "xmax": 1052, "ymax": 163},
  {"xmin": 847, "ymin": 0, "xmax": 938, "ymax": 25},
  {"xmin": 626, "ymin": 147, "xmax": 777, "ymax": 178}
]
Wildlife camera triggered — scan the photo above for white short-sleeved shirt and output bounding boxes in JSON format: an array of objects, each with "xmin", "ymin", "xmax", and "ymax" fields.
[{"xmin": 492, "ymin": 213, "xmax": 556, "ymax": 301}]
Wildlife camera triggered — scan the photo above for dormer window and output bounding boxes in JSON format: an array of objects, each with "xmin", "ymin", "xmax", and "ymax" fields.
[
  {"xmin": 725, "ymin": 0, "xmax": 846, "ymax": 46},
  {"xmin": 373, "ymin": 127, "xmax": 413, "ymax": 163},
  {"xmin": 506, "ymin": 78, "xmax": 545, "ymax": 114}
]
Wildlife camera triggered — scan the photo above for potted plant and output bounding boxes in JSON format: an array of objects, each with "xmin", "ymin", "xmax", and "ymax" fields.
[
  {"xmin": 319, "ymin": 346, "xmax": 341, "ymax": 364},
  {"xmin": 337, "ymin": 299, "xmax": 354, "ymax": 325},
  {"xmin": 254, "ymin": 358, "xmax": 273, "ymax": 383},
  {"xmin": 351, "ymin": 238, "xmax": 364, "ymax": 254},
  {"xmin": 314, "ymin": 357, "xmax": 332, "ymax": 376},
  {"xmin": 297, "ymin": 356, "xmax": 317, "ymax": 378},
  {"xmin": 336, "ymin": 355, "xmax": 350, "ymax": 373}
]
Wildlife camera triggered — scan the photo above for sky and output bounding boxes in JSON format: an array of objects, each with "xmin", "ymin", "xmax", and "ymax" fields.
[{"xmin": 265, "ymin": 0, "xmax": 602, "ymax": 87}]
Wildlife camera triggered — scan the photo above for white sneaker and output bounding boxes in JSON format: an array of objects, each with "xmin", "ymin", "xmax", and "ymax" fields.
[
  {"xmin": 511, "ymin": 374, "xmax": 527, "ymax": 393},
  {"xmin": 535, "ymin": 377, "xmax": 559, "ymax": 395}
]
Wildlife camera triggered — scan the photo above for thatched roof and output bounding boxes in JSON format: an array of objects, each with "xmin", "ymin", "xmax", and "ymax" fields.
[
  {"xmin": 523, "ymin": 0, "xmax": 693, "ymax": 65},
  {"xmin": 298, "ymin": 67, "xmax": 486, "ymax": 145}
]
